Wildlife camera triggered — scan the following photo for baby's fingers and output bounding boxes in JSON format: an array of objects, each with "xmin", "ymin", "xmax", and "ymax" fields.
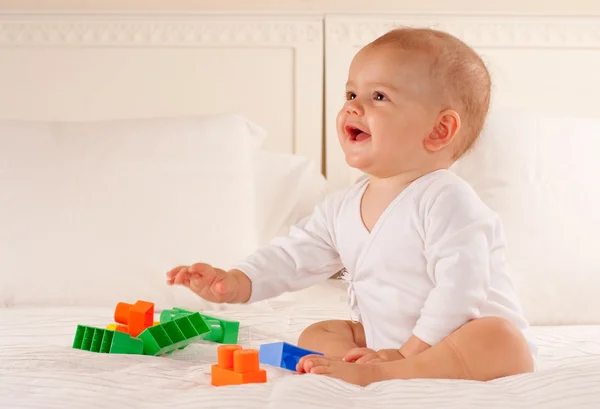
[
  {"xmin": 363, "ymin": 357, "xmax": 383, "ymax": 364},
  {"xmin": 166, "ymin": 265, "xmax": 186, "ymax": 278},
  {"xmin": 167, "ymin": 266, "xmax": 190, "ymax": 286},
  {"xmin": 189, "ymin": 264, "xmax": 236, "ymax": 299},
  {"xmin": 343, "ymin": 347, "xmax": 374, "ymax": 362},
  {"xmin": 188, "ymin": 263, "xmax": 218, "ymax": 290},
  {"xmin": 355, "ymin": 353, "xmax": 379, "ymax": 364}
]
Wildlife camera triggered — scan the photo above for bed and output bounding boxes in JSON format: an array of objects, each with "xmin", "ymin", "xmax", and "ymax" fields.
[
  {"xmin": 2, "ymin": 281, "xmax": 600, "ymax": 408},
  {"xmin": 2, "ymin": 6, "xmax": 600, "ymax": 409}
]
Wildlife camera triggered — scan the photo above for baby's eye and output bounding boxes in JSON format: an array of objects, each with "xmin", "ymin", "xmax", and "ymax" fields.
[
  {"xmin": 373, "ymin": 92, "xmax": 387, "ymax": 101},
  {"xmin": 345, "ymin": 91, "xmax": 356, "ymax": 101}
]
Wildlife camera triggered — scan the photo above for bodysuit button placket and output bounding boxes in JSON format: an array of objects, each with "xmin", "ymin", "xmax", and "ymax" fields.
[{"xmin": 341, "ymin": 268, "xmax": 361, "ymax": 323}]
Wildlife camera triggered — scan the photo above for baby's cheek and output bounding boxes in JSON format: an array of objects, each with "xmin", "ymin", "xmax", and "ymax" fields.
[{"xmin": 335, "ymin": 111, "xmax": 347, "ymax": 133}]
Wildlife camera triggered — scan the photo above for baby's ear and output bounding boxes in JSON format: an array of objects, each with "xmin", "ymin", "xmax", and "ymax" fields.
[{"xmin": 424, "ymin": 110, "xmax": 461, "ymax": 153}]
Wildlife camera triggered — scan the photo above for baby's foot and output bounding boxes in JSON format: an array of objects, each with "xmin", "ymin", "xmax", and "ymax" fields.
[{"xmin": 297, "ymin": 354, "xmax": 382, "ymax": 386}]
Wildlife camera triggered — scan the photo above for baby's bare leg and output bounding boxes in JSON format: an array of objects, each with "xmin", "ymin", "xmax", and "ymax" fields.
[
  {"xmin": 377, "ymin": 317, "xmax": 534, "ymax": 381},
  {"xmin": 300, "ymin": 317, "xmax": 534, "ymax": 385},
  {"xmin": 297, "ymin": 320, "xmax": 366, "ymax": 358}
]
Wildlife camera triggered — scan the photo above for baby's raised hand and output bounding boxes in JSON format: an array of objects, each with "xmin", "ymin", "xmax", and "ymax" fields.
[{"xmin": 166, "ymin": 263, "xmax": 249, "ymax": 304}]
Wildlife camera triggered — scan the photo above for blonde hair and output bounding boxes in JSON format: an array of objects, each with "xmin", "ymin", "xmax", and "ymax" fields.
[{"xmin": 370, "ymin": 27, "xmax": 491, "ymax": 158}]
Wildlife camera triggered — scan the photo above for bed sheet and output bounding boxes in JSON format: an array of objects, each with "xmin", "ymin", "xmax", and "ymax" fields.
[{"xmin": 2, "ymin": 280, "xmax": 600, "ymax": 409}]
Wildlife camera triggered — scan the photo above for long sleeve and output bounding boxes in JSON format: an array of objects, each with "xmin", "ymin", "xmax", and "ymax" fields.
[
  {"xmin": 232, "ymin": 194, "xmax": 343, "ymax": 303},
  {"xmin": 412, "ymin": 182, "xmax": 500, "ymax": 345}
]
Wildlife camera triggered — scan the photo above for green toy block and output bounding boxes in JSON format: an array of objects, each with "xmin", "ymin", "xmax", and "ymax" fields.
[
  {"xmin": 201, "ymin": 314, "xmax": 239, "ymax": 344},
  {"xmin": 160, "ymin": 307, "xmax": 240, "ymax": 344},
  {"xmin": 72, "ymin": 325, "xmax": 143, "ymax": 354},
  {"xmin": 138, "ymin": 312, "xmax": 210, "ymax": 356}
]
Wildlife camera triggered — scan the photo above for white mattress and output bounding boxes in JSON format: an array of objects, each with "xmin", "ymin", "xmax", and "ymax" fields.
[{"xmin": 2, "ymin": 280, "xmax": 600, "ymax": 409}]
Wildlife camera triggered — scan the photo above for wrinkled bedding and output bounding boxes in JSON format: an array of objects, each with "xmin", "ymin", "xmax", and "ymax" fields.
[{"xmin": 2, "ymin": 280, "xmax": 600, "ymax": 409}]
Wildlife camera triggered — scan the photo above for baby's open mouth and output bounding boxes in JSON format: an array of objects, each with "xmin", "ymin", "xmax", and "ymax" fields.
[{"xmin": 345, "ymin": 124, "xmax": 371, "ymax": 142}]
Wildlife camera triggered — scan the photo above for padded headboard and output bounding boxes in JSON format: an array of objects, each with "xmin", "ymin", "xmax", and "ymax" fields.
[
  {"xmin": 0, "ymin": 12, "xmax": 324, "ymax": 171},
  {"xmin": 324, "ymin": 14, "xmax": 600, "ymax": 189},
  {"xmin": 2, "ymin": 11, "xmax": 600, "ymax": 184}
]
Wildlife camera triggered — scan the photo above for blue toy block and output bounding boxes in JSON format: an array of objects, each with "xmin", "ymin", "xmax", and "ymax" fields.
[{"xmin": 259, "ymin": 342, "xmax": 323, "ymax": 371}]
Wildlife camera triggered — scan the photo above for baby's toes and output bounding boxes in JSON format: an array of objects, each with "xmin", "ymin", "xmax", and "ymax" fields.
[
  {"xmin": 305, "ymin": 357, "xmax": 334, "ymax": 374},
  {"xmin": 297, "ymin": 354, "xmax": 324, "ymax": 373},
  {"xmin": 296, "ymin": 356, "xmax": 310, "ymax": 373}
]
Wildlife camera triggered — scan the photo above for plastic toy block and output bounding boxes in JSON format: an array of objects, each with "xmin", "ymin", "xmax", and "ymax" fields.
[
  {"xmin": 259, "ymin": 342, "xmax": 323, "ymax": 371},
  {"xmin": 160, "ymin": 308, "xmax": 240, "ymax": 344},
  {"xmin": 153, "ymin": 321, "xmax": 160, "ymax": 326},
  {"xmin": 219, "ymin": 344, "xmax": 242, "ymax": 367},
  {"xmin": 234, "ymin": 349, "xmax": 260, "ymax": 373},
  {"xmin": 137, "ymin": 312, "xmax": 210, "ymax": 356},
  {"xmin": 114, "ymin": 300, "xmax": 154, "ymax": 337},
  {"xmin": 201, "ymin": 313, "xmax": 240, "ymax": 344},
  {"xmin": 211, "ymin": 345, "xmax": 266, "ymax": 386},
  {"xmin": 211, "ymin": 365, "xmax": 266, "ymax": 386},
  {"xmin": 106, "ymin": 324, "xmax": 128, "ymax": 333},
  {"xmin": 72, "ymin": 325, "xmax": 143, "ymax": 354}
]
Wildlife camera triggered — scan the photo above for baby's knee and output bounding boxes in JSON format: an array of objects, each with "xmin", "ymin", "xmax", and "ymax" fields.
[
  {"xmin": 475, "ymin": 317, "xmax": 524, "ymax": 345},
  {"xmin": 299, "ymin": 320, "xmax": 348, "ymax": 338},
  {"xmin": 468, "ymin": 317, "xmax": 534, "ymax": 374},
  {"xmin": 298, "ymin": 320, "xmax": 365, "ymax": 345}
]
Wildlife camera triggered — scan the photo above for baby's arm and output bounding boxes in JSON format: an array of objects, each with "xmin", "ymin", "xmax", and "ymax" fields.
[
  {"xmin": 408, "ymin": 182, "xmax": 499, "ymax": 354},
  {"xmin": 166, "ymin": 264, "xmax": 252, "ymax": 303},
  {"xmin": 167, "ymin": 193, "xmax": 343, "ymax": 304},
  {"xmin": 232, "ymin": 193, "xmax": 343, "ymax": 303}
]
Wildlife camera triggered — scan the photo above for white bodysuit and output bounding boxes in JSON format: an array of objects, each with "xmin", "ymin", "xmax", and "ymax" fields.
[{"xmin": 234, "ymin": 170, "xmax": 532, "ymax": 352}]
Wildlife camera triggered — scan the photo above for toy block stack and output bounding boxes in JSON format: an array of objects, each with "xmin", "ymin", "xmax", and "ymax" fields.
[
  {"xmin": 71, "ymin": 299, "xmax": 327, "ymax": 387},
  {"xmin": 71, "ymin": 300, "xmax": 239, "ymax": 357},
  {"xmin": 113, "ymin": 300, "xmax": 155, "ymax": 337},
  {"xmin": 211, "ymin": 345, "xmax": 267, "ymax": 386}
]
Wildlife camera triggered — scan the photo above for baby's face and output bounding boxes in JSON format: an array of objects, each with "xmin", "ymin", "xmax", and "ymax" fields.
[{"xmin": 336, "ymin": 45, "xmax": 440, "ymax": 178}]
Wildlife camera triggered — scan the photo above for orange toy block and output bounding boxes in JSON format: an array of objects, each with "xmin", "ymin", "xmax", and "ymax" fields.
[
  {"xmin": 113, "ymin": 300, "xmax": 154, "ymax": 337},
  {"xmin": 211, "ymin": 345, "xmax": 267, "ymax": 386},
  {"xmin": 234, "ymin": 349, "xmax": 260, "ymax": 373}
]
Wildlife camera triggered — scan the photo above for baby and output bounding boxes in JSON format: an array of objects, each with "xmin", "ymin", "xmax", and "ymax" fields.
[{"xmin": 167, "ymin": 27, "xmax": 535, "ymax": 386}]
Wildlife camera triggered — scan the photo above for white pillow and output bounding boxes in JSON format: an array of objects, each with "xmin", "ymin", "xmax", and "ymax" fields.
[
  {"xmin": 251, "ymin": 150, "xmax": 328, "ymax": 246},
  {"xmin": 0, "ymin": 115, "xmax": 288, "ymax": 308},
  {"xmin": 452, "ymin": 109, "xmax": 600, "ymax": 325}
]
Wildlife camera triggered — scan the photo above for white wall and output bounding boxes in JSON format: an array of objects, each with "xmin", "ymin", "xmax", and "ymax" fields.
[{"xmin": 1, "ymin": 0, "xmax": 600, "ymax": 14}]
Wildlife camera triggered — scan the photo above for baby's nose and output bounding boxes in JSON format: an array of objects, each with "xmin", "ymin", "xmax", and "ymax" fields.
[{"xmin": 345, "ymin": 100, "xmax": 364, "ymax": 116}]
